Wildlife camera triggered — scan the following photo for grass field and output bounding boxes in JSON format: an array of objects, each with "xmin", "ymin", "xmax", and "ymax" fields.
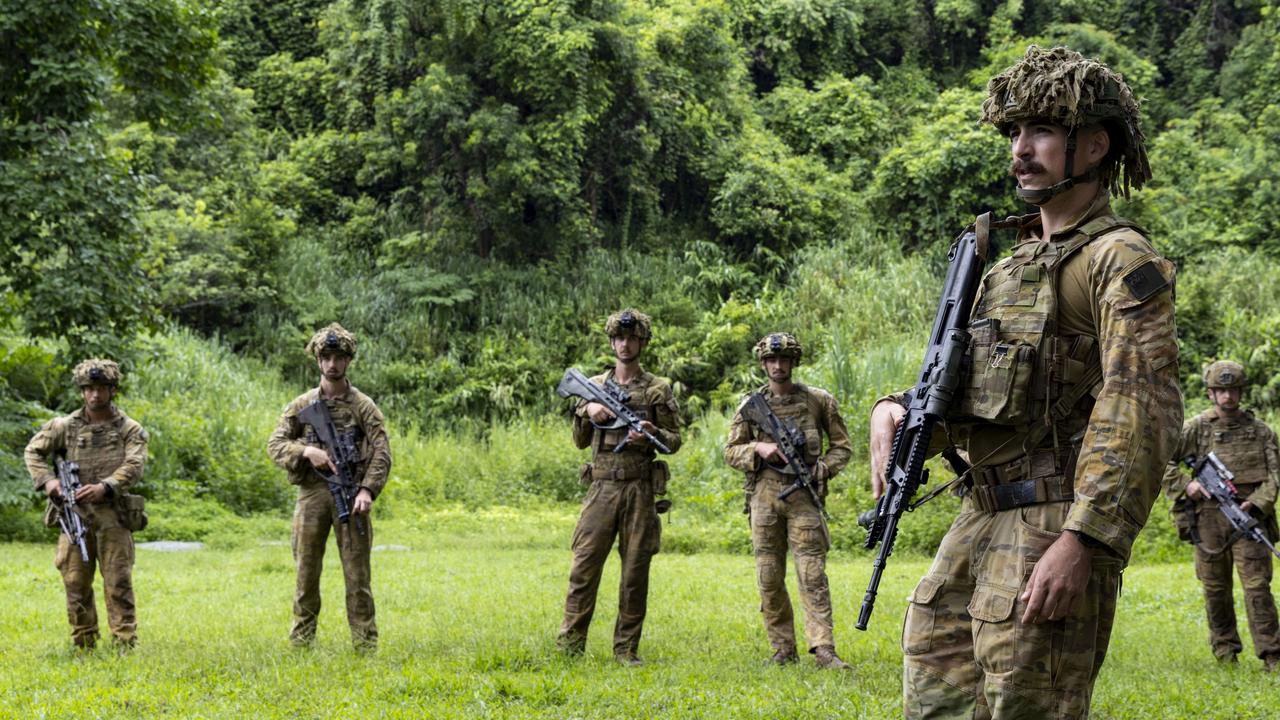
[{"xmin": 1, "ymin": 510, "xmax": 1276, "ymax": 719}]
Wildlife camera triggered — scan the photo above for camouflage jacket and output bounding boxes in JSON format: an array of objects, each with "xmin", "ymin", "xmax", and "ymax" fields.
[
  {"xmin": 25, "ymin": 406, "xmax": 148, "ymax": 496},
  {"xmin": 267, "ymin": 385, "xmax": 392, "ymax": 498},
  {"xmin": 887, "ymin": 191, "xmax": 1183, "ymax": 561},
  {"xmin": 1163, "ymin": 407, "xmax": 1279, "ymax": 517},
  {"xmin": 724, "ymin": 383, "xmax": 852, "ymax": 486},
  {"xmin": 572, "ymin": 366, "xmax": 682, "ymax": 470}
]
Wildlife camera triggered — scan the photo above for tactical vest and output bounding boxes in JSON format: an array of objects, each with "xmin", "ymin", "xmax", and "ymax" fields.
[
  {"xmin": 301, "ymin": 393, "xmax": 368, "ymax": 481},
  {"xmin": 1198, "ymin": 413, "xmax": 1270, "ymax": 488},
  {"xmin": 65, "ymin": 414, "xmax": 130, "ymax": 485},
  {"xmin": 748, "ymin": 384, "xmax": 825, "ymax": 476},
  {"xmin": 593, "ymin": 371, "xmax": 657, "ymax": 469},
  {"xmin": 955, "ymin": 215, "xmax": 1141, "ymax": 437}
]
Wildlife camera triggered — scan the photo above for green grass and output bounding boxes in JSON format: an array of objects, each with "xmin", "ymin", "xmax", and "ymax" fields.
[{"xmin": 1, "ymin": 514, "xmax": 1276, "ymax": 719}]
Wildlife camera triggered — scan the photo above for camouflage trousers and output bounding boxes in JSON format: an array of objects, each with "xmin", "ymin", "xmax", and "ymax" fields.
[
  {"xmin": 558, "ymin": 476, "xmax": 662, "ymax": 656},
  {"xmin": 903, "ymin": 500, "xmax": 1123, "ymax": 720},
  {"xmin": 54, "ymin": 511, "xmax": 135, "ymax": 649},
  {"xmin": 749, "ymin": 476, "xmax": 834, "ymax": 653},
  {"xmin": 291, "ymin": 485, "xmax": 376, "ymax": 650},
  {"xmin": 1193, "ymin": 505, "xmax": 1280, "ymax": 661}
]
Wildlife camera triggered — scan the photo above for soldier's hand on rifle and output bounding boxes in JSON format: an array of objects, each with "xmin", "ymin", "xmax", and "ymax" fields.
[
  {"xmin": 755, "ymin": 442, "xmax": 787, "ymax": 464},
  {"xmin": 43, "ymin": 479, "xmax": 62, "ymax": 500},
  {"xmin": 353, "ymin": 488, "xmax": 373, "ymax": 515},
  {"xmin": 1185, "ymin": 480, "xmax": 1208, "ymax": 501},
  {"xmin": 1242, "ymin": 500, "xmax": 1255, "ymax": 513},
  {"xmin": 303, "ymin": 446, "xmax": 338, "ymax": 474},
  {"xmin": 626, "ymin": 420, "xmax": 658, "ymax": 444},
  {"xmin": 869, "ymin": 400, "xmax": 907, "ymax": 500},
  {"xmin": 585, "ymin": 402, "xmax": 616, "ymax": 424},
  {"xmin": 75, "ymin": 484, "xmax": 108, "ymax": 503}
]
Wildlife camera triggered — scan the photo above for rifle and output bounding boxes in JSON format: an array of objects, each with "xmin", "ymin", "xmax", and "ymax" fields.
[
  {"xmin": 740, "ymin": 393, "xmax": 825, "ymax": 513},
  {"xmin": 855, "ymin": 218, "xmax": 996, "ymax": 631},
  {"xmin": 297, "ymin": 400, "xmax": 366, "ymax": 536},
  {"xmin": 54, "ymin": 456, "xmax": 90, "ymax": 563},
  {"xmin": 1183, "ymin": 452, "xmax": 1280, "ymax": 560},
  {"xmin": 556, "ymin": 368, "xmax": 671, "ymax": 454}
]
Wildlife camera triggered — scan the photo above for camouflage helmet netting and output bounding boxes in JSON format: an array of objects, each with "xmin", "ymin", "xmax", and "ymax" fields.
[
  {"xmin": 753, "ymin": 333, "xmax": 803, "ymax": 364},
  {"xmin": 605, "ymin": 309, "xmax": 652, "ymax": 340},
  {"xmin": 306, "ymin": 323, "xmax": 358, "ymax": 357},
  {"xmin": 1204, "ymin": 360, "xmax": 1246, "ymax": 389},
  {"xmin": 982, "ymin": 45, "xmax": 1152, "ymax": 198},
  {"xmin": 72, "ymin": 359, "xmax": 122, "ymax": 387}
]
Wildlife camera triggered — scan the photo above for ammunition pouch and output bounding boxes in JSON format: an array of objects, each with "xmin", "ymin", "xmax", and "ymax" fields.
[
  {"xmin": 117, "ymin": 493, "xmax": 148, "ymax": 532},
  {"xmin": 578, "ymin": 463, "xmax": 593, "ymax": 486},
  {"xmin": 956, "ymin": 320, "xmax": 1037, "ymax": 424},
  {"xmin": 1171, "ymin": 497, "xmax": 1196, "ymax": 544},
  {"xmin": 42, "ymin": 499, "xmax": 60, "ymax": 529},
  {"xmin": 652, "ymin": 460, "xmax": 669, "ymax": 496}
]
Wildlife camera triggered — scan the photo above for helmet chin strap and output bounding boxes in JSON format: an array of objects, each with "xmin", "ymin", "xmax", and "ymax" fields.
[{"xmin": 1016, "ymin": 126, "xmax": 1099, "ymax": 206}]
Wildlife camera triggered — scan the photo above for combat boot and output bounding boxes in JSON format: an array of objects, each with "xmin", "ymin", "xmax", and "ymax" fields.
[
  {"xmin": 767, "ymin": 647, "xmax": 799, "ymax": 665},
  {"xmin": 814, "ymin": 645, "xmax": 851, "ymax": 670},
  {"xmin": 614, "ymin": 650, "xmax": 643, "ymax": 667},
  {"xmin": 1264, "ymin": 655, "xmax": 1279, "ymax": 673}
]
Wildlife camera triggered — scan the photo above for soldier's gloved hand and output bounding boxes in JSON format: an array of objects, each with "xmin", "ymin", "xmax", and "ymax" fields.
[
  {"xmin": 352, "ymin": 488, "xmax": 373, "ymax": 515},
  {"xmin": 585, "ymin": 402, "xmax": 616, "ymax": 425},
  {"xmin": 75, "ymin": 483, "xmax": 108, "ymax": 504},
  {"xmin": 869, "ymin": 400, "xmax": 907, "ymax": 500},
  {"xmin": 303, "ymin": 446, "xmax": 338, "ymax": 474},
  {"xmin": 754, "ymin": 442, "xmax": 786, "ymax": 464},
  {"xmin": 43, "ymin": 479, "xmax": 62, "ymax": 500},
  {"xmin": 1185, "ymin": 480, "xmax": 1208, "ymax": 501}
]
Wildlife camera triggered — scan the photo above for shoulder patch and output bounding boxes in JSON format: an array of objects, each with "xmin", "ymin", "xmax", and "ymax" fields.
[{"xmin": 1121, "ymin": 260, "xmax": 1169, "ymax": 302}]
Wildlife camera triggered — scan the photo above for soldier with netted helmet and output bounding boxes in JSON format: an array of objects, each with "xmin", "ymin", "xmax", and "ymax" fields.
[
  {"xmin": 556, "ymin": 308, "xmax": 681, "ymax": 666},
  {"xmin": 268, "ymin": 323, "xmax": 391, "ymax": 652},
  {"xmin": 725, "ymin": 333, "xmax": 852, "ymax": 669},
  {"xmin": 868, "ymin": 45, "xmax": 1182, "ymax": 716},
  {"xmin": 1163, "ymin": 360, "xmax": 1280, "ymax": 672},
  {"xmin": 24, "ymin": 359, "xmax": 149, "ymax": 650}
]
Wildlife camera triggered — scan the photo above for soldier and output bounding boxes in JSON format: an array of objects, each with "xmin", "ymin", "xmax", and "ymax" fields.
[
  {"xmin": 724, "ymin": 333, "xmax": 853, "ymax": 669},
  {"xmin": 25, "ymin": 359, "xmax": 149, "ymax": 650},
  {"xmin": 1163, "ymin": 360, "xmax": 1280, "ymax": 671},
  {"xmin": 868, "ymin": 46, "xmax": 1182, "ymax": 717},
  {"xmin": 267, "ymin": 323, "xmax": 391, "ymax": 652},
  {"xmin": 556, "ymin": 309, "xmax": 682, "ymax": 666}
]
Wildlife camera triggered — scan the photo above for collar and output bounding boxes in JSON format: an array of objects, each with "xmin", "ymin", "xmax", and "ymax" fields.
[
  {"xmin": 607, "ymin": 365, "xmax": 647, "ymax": 385},
  {"xmin": 72, "ymin": 406, "xmax": 122, "ymax": 426},
  {"xmin": 315, "ymin": 384, "xmax": 356, "ymax": 402},
  {"xmin": 1018, "ymin": 188, "xmax": 1114, "ymax": 243}
]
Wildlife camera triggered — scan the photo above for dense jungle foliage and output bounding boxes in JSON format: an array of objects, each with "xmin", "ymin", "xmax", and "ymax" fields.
[{"xmin": 2, "ymin": 0, "xmax": 1279, "ymax": 554}]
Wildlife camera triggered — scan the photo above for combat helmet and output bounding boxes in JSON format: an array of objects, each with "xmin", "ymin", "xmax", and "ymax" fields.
[
  {"xmin": 983, "ymin": 45, "xmax": 1151, "ymax": 205},
  {"xmin": 306, "ymin": 323, "xmax": 358, "ymax": 357},
  {"xmin": 753, "ymin": 333, "xmax": 803, "ymax": 365},
  {"xmin": 605, "ymin": 309, "xmax": 652, "ymax": 341},
  {"xmin": 72, "ymin": 359, "xmax": 122, "ymax": 387},
  {"xmin": 1204, "ymin": 360, "xmax": 1246, "ymax": 389}
]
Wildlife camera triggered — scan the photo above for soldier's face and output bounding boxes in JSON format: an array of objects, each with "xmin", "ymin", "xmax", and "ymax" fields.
[
  {"xmin": 80, "ymin": 384, "xmax": 116, "ymax": 411},
  {"xmin": 611, "ymin": 334, "xmax": 645, "ymax": 363},
  {"xmin": 317, "ymin": 350, "xmax": 352, "ymax": 381},
  {"xmin": 1208, "ymin": 387, "xmax": 1241, "ymax": 413},
  {"xmin": 762, "ymin": 356, "xmax": 794, "ymax": 383},
  {"xmin": 1009, "ymin": 120, "xmax": 1066, "ymax": 189}
]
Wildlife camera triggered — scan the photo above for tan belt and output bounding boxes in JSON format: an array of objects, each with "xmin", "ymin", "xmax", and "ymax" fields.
[
  {"xmin": 967, "ymin": 447, "xmax": 1077, "ymax": 513},
  {"xmin": 592, "ymin": 463, "xmax": 652, "ymax": 481}
]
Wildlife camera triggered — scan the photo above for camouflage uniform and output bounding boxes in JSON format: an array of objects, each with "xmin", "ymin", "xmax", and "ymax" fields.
[
  {"xmin": 892, "ymin": 47, "xmax": 1183, "ymax": 718},
  {"xmin": 24, "ymin": 359, "xmax": 148, "ymax": 649},
  {"xmin": 267, "ymin": 324, "xmax": 392, "ymax": 650},
  {"xmin": 1162, "ymin": 362, "xmax": 1280, "ymax": 666},
  {"xmin": 724, "ymin": 333, "xmax": 852, "ymax": 662},
  {"xmin": 558, "ymin": 310, "xmax": 682, "ymax": 660}
]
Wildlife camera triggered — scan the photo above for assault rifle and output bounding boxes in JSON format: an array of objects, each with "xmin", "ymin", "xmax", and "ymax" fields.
[
  {"xmin": 740, "ymin": 393, "xmax": 825, "ymax": 513},
  {"xmin": 297, "ymin": 400, "xmax": 366, "ymax": 536},
  {"xmin": 556, "ymin": 368, "xmax": 671, "ymax": 454},
  {"xmin": 855, "ymin": 217, "xmax": 996, "ymax": 631},
  {"xmin": 1184, "ymin": 452, "xmax": 1280, "ymax": 560},
  {"xmin": 54, "ymin": 456, "xmax": 90, "ymax": 563}
]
